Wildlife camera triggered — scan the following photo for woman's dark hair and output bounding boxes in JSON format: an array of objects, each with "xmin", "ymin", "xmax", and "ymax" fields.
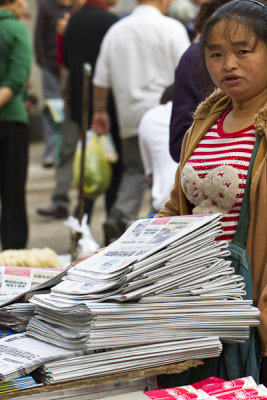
[
  {"xmin": 201, "ymin": 0, "xmax": 267, "ymax": 49},
  {"xmin": 194, "ymin": 0, "xmax": 232, "ymax": 35}
]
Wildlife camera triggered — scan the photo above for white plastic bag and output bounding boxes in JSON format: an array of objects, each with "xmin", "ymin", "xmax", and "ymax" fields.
[{"xmin": 64, "ymin": 215, "xmax": 100, "ymax": 258}]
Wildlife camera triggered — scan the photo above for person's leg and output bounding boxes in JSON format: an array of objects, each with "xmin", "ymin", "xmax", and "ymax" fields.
[
  {"xmin": 41, "ymin": 67, "xmax": 61, "ymax": 165},
  {"xmin": 37, "ymin": 112, "xmax": 80, "ymax": 218},
  {"xmin": 105, "ymin": 160, "xmax": 122, "ymax": 213},
  {"xmin": 104, "ymin": 137, "xmax": 149, "ymax": 243},
  {"xmin": 0, "ymin": 122, "xmax": 28, "ymax": 249},
  {"xmin": 105, "ymin": 92, "xmax": 122, "ymax": 213},
  {"xmin": 52, "ymin": 115, "xmax": 80, "ymax": 208}
]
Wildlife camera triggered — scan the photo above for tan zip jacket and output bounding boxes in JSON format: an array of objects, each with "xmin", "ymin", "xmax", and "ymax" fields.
[{"xmin": 158, "ymin": 89, "xmax": 267, "ymax": 355}]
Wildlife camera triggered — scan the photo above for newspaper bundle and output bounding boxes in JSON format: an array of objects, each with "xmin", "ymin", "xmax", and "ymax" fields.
[
  {"xmin": 0, "ymin": 214, "xmax": 260, "ymax": 382},
  {"xmin": 0, "ymin": 333, "xmax": 83, "ymax": 381},
  {"xmin": 0, "ymin": 265, "xmax": 66, "ymax": 307},
  {"xmin": 34, "ymin": 337, "xmax": 222, "ymax": 384},
  {"xmin": 26, "ymin": 214, "xmax": 259, "ymax": 350},
  {"xmin": 0, "ymin": 266, "xmax": 66, "ymax": 332}
]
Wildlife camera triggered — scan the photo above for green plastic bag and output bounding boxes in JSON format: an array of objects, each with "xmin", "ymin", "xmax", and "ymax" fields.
[{"xmin": 73, "ymin": 132, "xmax": 112, "ymax": 198}]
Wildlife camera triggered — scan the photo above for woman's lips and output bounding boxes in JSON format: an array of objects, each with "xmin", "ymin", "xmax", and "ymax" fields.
[{"xmin": 222, "ymin": 75, "xmax": 243, "ymax": 85}]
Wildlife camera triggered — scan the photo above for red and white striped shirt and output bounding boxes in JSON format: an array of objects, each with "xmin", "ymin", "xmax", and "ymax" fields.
[{"xmin": 181, "ymin": 109, "xmax": 256, "ymax": 242}]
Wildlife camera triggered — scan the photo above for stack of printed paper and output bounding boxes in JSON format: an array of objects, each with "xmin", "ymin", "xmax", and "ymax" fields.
[
  {"xmin": 0, "ymin": 214, "xmax": 260, "ymax": 383},
  {"xmin": 0, "ymin": 333, "xmax": 83, "ymax": 381},
  {"xmin": 0, "ymin": 375, "xmax": 42, "ymax": 394},
  {"xmin": 26, "ymin": 215, "xmax": 259, "ymax": 351},
  {"xmin": 0, "ymin": 303, "xmax": 35, "ymax": 331},
  {"xmin": 0, "ymin": 266, "xmax": 67, "ymax": 331},
  {"xmin": 0, "ymin": 265, "xmax": 66, "ymax": 307},
  {"xmin": 34, "ymin": 337, "xmax": 222, "ymax": 384},
  {"xmin": 27, "ymin": 298, "xmax": 259, "ymax": 351}
]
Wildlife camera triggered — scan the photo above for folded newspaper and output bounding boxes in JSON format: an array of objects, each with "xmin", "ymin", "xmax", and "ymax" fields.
[
  {"xmin": 0, "ymin": 266, "xmax": 66, "ymax": 332},
  {"xmin": 0, "ymin": 214, "xmax": 260, "ymax": 382},
  {"xmin": 0, "ymin": 266, "xmax": 66, "ymax": 307}
]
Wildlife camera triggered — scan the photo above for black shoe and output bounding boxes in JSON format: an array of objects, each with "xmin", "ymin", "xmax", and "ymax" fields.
[
  {"xmin": 103, "ymin": 222, "xmax": 120, "ymax": 246},
  {"xmin": 103, "ymin": 218, "xmax": 127, "ymax": 246},
  {"xmin": 37, "ymin": 204, "xmax": 68, "ymax": 219}
]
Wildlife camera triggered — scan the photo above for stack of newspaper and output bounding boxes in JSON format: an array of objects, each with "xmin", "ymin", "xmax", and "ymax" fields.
[
  {"xmin": 0, "ymin": 266, "xmax": 67, "ymax": 331},
  {"xmin": 0, "ymin": 214, "xmax": 260, "ymax": 383},
  {"xmin": 0, "ymin": 265, "xmax": 66, "ymax": 307},
  {"xmin": 34, "ymin": 337, "xmax": 222, "ymax": 384},
  {"xmin": 0, "ymin": 303, "xmax": 35, "ymax": 331},
  {"xmin": 27, "ymin": 298, "xmax": 258, "ymax": 351},
  {"xmin": 26, "ymin": 214, "xmax": 259, "ymax": 352},
  {"xmin": 0, "ymin": 333, "xmax": 83, "ymax": 381}
]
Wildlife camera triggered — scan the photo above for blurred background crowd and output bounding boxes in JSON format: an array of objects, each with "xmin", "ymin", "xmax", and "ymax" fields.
[{"xmin": 0, "ymin": 0, "xmax": 212, "ymax": 253}]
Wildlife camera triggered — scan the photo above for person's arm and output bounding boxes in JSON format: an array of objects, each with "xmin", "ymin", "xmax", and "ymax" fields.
[
  {"xmin": 34, "ymin": 0, "xmax": 47, "ymax": 67},
  {"xmin": 0, "ymin": 87, "xmax": 14, "ymax": 108},
  {"xmin": 1, "ymin": 23, "xmax": 31, "ymax": 107},
  {"xmin": 91, "ymin": 86, "xmax": 110, "ymax": 134}
]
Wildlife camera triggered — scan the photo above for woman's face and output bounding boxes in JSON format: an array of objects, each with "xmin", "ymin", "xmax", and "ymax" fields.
[
  {"xmin": 8, "ymin": 0, "xmax": 28, "ymax": 18},
  {"xmin": 205, "ymin": 19, "xmax": 267, "ymax": 105}
]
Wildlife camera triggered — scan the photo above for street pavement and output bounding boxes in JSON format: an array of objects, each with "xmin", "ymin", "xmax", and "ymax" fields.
[{"xmin": 26, "ymin": 141, "xmax": 151, "ymax": 257}]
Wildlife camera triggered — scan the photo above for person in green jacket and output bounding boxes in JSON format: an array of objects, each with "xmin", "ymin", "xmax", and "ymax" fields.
[{"xmin": 0, "ymin": 0, "xmax": 32, "ymax": 249}]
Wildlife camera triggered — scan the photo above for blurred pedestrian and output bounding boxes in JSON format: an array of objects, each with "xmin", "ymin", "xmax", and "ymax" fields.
[
  {"xmin": 34, "ymin": 0, "xmax": 72, "ymax": 168},
  {"xmin": 0, "ymin": 0, "xmax": 32, "ymax": 249},
  {"xmin": 37, "ymin": 0, "xmax": 121, "ymax": 222},
  {"xmin": 167, "ymin": 0, "xmax": 206, "ymax": 40},
  {"xmin": 138, "ymin": 85, "xmax": 178, "ymax": 214},
  {"xmin": 92, "ymin": 0, "xmax": 190, "ymax": 244},
  {"xmin": 169, "ymin": 0, "xmax": 230, "ymax": 163}
]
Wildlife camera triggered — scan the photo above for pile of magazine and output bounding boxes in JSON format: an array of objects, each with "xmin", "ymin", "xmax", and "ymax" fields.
[
  {"xmin": 0, "ymin": 215, "xmax": 260, "ymax": 383},
  {"xmin": 0, "ymin": 375, "xmax": 41, "ymax": 395}
]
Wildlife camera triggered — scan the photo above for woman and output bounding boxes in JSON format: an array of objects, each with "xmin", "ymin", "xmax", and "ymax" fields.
[
  {"xmin": 0, "ymin": 0, "xmax": 32, "ymax": 249},
  {"xmin": 158, "ymin": 0, "xmax": 267, "ymax": 384}
]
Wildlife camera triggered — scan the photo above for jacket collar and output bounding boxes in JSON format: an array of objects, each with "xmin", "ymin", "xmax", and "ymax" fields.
[
  {"xmin": 193, "ymin": 88, "xmax": 267, "ymax": 138},
  {"xmin": 0, "ymin": 9, "xmax": 15, "ymax": 20}
]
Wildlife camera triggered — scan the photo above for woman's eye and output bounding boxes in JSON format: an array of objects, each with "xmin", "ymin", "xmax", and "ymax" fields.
[
  {"xmin": 238, "ymin": 49, "xmax": 250, "ymax": 55},
  {"xmin": 210, "ymin": 52, "xmax": 221, "ymax": 58}
]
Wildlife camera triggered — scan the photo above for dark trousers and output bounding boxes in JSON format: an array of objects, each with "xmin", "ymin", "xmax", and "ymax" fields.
[{"xmin": 0, "ymin": 122, "xmax": 28, "ymax": 249}]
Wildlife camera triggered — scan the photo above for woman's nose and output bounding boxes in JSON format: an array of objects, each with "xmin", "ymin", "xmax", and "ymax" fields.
[{"xmin": 223, "ymin": 55, "xmax": 238, "ymax": 71}]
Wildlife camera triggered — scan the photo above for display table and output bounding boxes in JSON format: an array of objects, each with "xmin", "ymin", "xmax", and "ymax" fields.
[{"xmin": 1, "ymin": 359, "xmax": 203, "ymax": 400}]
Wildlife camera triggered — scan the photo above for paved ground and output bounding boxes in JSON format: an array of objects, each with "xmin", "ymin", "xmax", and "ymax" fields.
[{"xmin": 26, "ymin": 141, "xmax": 151, "ymax": 257}]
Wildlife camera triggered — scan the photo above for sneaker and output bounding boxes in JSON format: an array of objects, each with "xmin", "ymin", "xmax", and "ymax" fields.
[{"xmin": 37, "ymin": 204, "xmax": 68, "ymax": 219}]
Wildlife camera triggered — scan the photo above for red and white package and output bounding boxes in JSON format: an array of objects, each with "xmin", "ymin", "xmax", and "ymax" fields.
[
  {"xmin": 192, "ymin": 377, "xmax": 226, "ymax": 390},
  {"xmin": 213, "ymin": 385, "xmax": 267, "ymax": 400},
  {"xmin": 144, "ymin": 384, "xmax": 210, "ymax": 400},
  {"xmin": 199, "ymin": 377, "xmax": 257, "ymax": 396}
]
